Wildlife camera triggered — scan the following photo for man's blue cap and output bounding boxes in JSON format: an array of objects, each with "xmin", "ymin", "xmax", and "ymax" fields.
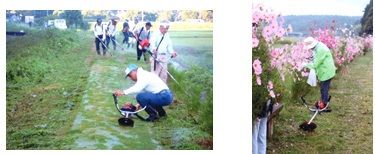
[
  {"xmin": 134, "ymin": 18, "xmax": 139, "ymax": 22},
  {"xmin": 124, "ymin": 64, "xmax": 138, "ymax": 78}
]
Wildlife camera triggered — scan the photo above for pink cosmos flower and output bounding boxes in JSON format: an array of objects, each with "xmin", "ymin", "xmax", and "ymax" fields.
[
  {"xmin": 269, "ymin": 13, "xmax": 277, "ymax": 21},
  {"xmin": 270, "ymin": 20, "xmax": 279, "ymax": 33},
  {"xmin": 252, "ymin": 11, "xmax": 261, "ymax": 23},
  {"xmin": 271, "ymin": 49, "xmax": 279, "ymax": 58},
  {"xmin": 268, "ymin": 80, "xmax": 273, "ymax": 89},
  {"xmin": 256, "ymin": 75, "xmax": 262, "ymax": 85},
  {"xmin": 301, "ymin": 71, "xmax": 309, "ymax": 77},
  {"xmin": 253, "ymin": 38, "xmax": 259, "ymax": 48},
  {"xmin": 287, "ymin": 24, "xmax": 293, "ymax": 33},
  {"xmin": 269, "ymin": 90, "xmax": 275, "ymax": 98},
  {"xmin": 275, "ymin": 28, "xmax": 285, "ymax": 38},
  {"xmin": 253, "ymin": 59, "xmax": 262, "ymax": 75},
  {"xmin": 262, "ymin": 26, "xmax": 272, "ymax": 37}
]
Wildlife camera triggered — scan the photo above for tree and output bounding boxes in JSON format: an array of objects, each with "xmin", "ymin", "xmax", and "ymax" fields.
[
  {"xmin": 125, "ymin": 10, "xmax": 141, "ymax": 21},
  {"xmin": 180, "ymin": 10, "xmax": 200, "ymax": 21},
  {"xmin": 61, "ymin": 10, "xmax": 83, "ymax": 28},
  {"xmin": 201, "ymin": 10, "xmax": 213, "ymax": 22},
  {"xmin": 157, "ymin": 10, "xmax": 174, "ymax": 22},
  {"xmin": 59, "ymin": 10, "xmax": 89, "ymax": 30},
  {"xmin": 360, "ymin": 0, "xmax": 373, "ymax": 36}
]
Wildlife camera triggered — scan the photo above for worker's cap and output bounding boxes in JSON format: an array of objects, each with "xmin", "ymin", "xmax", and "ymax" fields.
[{"xmin": 124, "ymin": 64, "xmax": 138, "ymax": 78}]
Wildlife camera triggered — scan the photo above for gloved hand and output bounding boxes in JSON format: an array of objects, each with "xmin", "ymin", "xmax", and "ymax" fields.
[
  {"xmin": 301, "ymin": 62, "xmax": 308, "ymax": 68},
  {"xmin": 298, "ymin": 62, "xmax": 308, "ymax": 71},
  {"xmin": 102, "ymin": 38, "xmax": 105, "ymax": 42}
]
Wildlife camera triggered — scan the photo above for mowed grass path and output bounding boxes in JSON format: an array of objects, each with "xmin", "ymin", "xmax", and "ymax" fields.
[{"xmin": 268, "ymin": 51, "xmax": 373, "ymax": 153}]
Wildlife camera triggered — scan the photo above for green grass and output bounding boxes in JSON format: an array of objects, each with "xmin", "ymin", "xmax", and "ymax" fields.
[{"xmin": 267, "ymin": 50, "xmax": 373, "ymax": 153}]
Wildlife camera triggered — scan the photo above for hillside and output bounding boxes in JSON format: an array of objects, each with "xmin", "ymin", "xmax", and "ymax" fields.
[{"xmin": 283, "ymin": 15, "xmax": 362, "ymax": 36}]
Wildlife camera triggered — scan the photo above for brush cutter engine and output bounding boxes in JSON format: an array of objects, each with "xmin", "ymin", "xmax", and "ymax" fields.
[
  {"xmin": 138, "ymin": 39, "xmax": 150, "ymax": 50},
  {"xmin": 112, "ymin": 94, "xmax": 147, "ymax": 126},
  {"xmin": 299, "ymin": 95, "xmax": 331, "ymax": 131}
]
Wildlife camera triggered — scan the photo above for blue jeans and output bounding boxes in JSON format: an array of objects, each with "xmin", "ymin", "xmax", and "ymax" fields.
[
  {"xmin": 136, "ymin": 90, "xmax": 173, "ymax": 108},
  {"xmin": 105, "ymin": 35, "xmax": 116, "ymax": 50},
  {"xmin": 320, "ymin": 78, "xmax": 332, "ymax": 105},
  {"xmin": 252, "ymin": 116, "xmax": 267, "ymax": 154}
]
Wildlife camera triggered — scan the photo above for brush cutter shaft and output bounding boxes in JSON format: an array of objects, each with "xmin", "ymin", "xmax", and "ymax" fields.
[
  {"xmin": 147, "ymin": 50, "xmax": 179, "ymax": 85},
  {"xmin": 308, "ymin": 110, "xmax": 319, "ymax": 124},
  {"xmin": 111, "ymin": 38, "xmax": 126, "ymax": 50}
]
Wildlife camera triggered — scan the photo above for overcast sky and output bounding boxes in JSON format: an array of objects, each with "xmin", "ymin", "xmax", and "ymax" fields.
[{"xmin": 252, "ymin": 0, "xmax": 370, "ymax": 16}]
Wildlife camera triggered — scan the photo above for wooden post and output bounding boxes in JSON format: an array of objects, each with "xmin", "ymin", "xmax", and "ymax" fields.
[{"xmin": 267, "ymin": 103, "xmax": 284, "ymax": 139}]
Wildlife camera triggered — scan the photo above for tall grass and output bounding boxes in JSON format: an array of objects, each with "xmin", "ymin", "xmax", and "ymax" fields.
[{"xmin": 6, "ymin": 23, "xmax": 93, "ymax": 149}]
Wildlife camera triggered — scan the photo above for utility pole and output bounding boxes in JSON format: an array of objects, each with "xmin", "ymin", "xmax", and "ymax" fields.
[{"xmin": 141, "ymin": 10, "xmax": 144, "ymax": 22}]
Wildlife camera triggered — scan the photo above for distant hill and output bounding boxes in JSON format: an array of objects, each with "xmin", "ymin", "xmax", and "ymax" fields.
[{"xmin": 282, "ymin": 15, "xmax": 362, "ymax": 36}]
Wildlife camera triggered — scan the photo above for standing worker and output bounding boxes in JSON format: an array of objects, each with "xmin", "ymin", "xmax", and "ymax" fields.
[
  {"xmin": 93, "ymin": 18, "xmax": 106, "ymax": 56},
  {"xmin": 134, "ymin": 21, "xmax": 152, "ymax": 61},
  {"xmin": 301, "ymin": 37, "xmax": 336, "ymax": 109},
  {"xmin": 122, "ymin": 19, "xmax": 130, "ymax": 45},
  {"xmin": 128, "ymin": 18, "xmax": 139, "ymax": 49},
  {"xmin": 149, "ymin": 19, "xmax": 178, "ymax": 83},
  {"xmin": 106, "ymin": 19, "xmax": 118, "ymax": 52}
]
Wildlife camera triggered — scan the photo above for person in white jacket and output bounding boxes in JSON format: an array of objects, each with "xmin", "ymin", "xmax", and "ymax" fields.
[
  {"xmin": 105, "ymin": 19, "xmax": 118, "ymax": 51},
  {"xmin": 149, "ymin": 19, "xmax": 178, "ymax": 83},
  {"xmin": 93, "ymin": 18, "xmax": 106, "ymax": 56}
]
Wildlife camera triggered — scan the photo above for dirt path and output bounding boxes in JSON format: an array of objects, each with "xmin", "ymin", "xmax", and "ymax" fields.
[{"xmin": 68, "ymin": 49, "xmax": 164, "ymax": 150}]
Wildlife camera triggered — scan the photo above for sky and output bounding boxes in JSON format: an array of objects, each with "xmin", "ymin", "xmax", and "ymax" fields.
[{"xmin": 252, "ymin": 0, "xmax": 371, "ymax": 16}]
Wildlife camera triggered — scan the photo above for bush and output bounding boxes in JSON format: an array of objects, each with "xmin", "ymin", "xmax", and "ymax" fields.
[{"xmin": 168, "ymin": 65, "xmax": 213, "ymax": 135}]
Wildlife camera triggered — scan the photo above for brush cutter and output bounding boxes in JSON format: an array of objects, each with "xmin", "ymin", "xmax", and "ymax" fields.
[
  {"xmin": 111, "ymin": 37, "xmax": 126, "ymax": 52},
  {"xmin": 299, "ymin": 95, "xmax": 331, "ymax": 131},
  {"xmin": 99, "ymin": 40, "xmax": 114, "ymax": 58},
  {"xmin": 112, "ymin": 94, "xmax": 147, "ymax": 126}
]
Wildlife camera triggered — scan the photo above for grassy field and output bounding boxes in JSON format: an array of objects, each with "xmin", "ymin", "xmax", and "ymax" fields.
[
  {"xmin": 6, "ymin": 23, "xmax": 213, "ymax": 150},
  {"xmin": 267, "ymin": 50, "xmax": 373, "ymax": 153}
]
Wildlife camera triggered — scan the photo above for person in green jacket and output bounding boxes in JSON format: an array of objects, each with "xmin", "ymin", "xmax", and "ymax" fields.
[{"xmin": 302, "ymin": 37, "xmax": 336, "ymax": 108}]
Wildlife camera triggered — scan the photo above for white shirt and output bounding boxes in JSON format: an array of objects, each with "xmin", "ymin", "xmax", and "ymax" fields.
[
  {"xmin": 123, "ymin": 68, "xmax": 169, "ymax": 95},
  {"xmin": 130, "ymin": 23, "xmax": 138, "ymax": 36},
  {"xmin": 107, "ymin": 24, "xmax": 117, "ymax": 37},
  {"xmin": 93, "ymin": 23, "xmax": 105, "ymax": 36},
  {"xmin": 149, "ymin": 30, "xmax": 174, "ymax": 54}
]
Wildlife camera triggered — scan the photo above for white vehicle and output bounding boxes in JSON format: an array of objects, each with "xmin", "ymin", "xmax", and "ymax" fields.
[{"xmin": 54, "ymin": 19, "xmax": 67, "ymax": 29}]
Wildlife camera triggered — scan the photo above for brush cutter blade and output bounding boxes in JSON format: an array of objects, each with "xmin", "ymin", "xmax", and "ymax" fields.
[
  {"xmin": 299, "ymin": 121, "xmax": 317, "ymax": 131},
  {"xmin": 118, "ymin": 117, "xmax": 134, "ymax": 126}
]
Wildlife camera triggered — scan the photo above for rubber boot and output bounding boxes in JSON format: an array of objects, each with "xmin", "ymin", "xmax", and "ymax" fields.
[
  {"xmin": 137, "ymin": 56, "xmax": 140, "ymax": 61},
  {"xmin": 97, "ymin": 50, "xmax": 101, "ymax": 56},
  {"xmin": 103, "ymin": 49, "xmax": 107, "ymax": 56},
  {"xmin": 143, "ymin": 53, "xmax": 147, "ymax": 61},
  {"xmin": 153, "ymin": 105, "xmax": 167, "ymax": 117},
  {"xmin": 144, "ymin": 106, "xmax": 159, "ymax": 122}
]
